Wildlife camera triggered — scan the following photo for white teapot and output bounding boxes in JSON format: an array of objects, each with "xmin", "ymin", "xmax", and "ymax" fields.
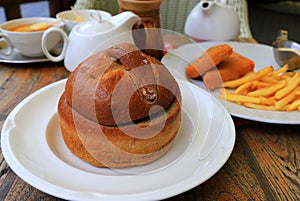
[
  {"xmin": 42, "ymin": 11, "xmax": 140, "ymax": 71},
  {"xmin": 184, "ymin": 0, "xmax": 240, "ymax": 41}
]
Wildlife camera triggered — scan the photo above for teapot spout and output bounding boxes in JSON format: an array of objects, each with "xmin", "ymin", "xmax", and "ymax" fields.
[
  {"xmin": 200, "ymin": 1, "xmax": 215, "ymax": 14},
  {"xmin": 112, "ymin": 11, "xmax": 140, "ymax": 30},
  {"xmin": 95, "ymin": 11, "xmax": 140, "ymax": 50}
]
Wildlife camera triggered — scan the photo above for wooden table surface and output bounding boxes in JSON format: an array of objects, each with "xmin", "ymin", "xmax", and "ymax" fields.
[{"xmin": 0, "ymin": 50, "xmax": 299, "ymax": 201}]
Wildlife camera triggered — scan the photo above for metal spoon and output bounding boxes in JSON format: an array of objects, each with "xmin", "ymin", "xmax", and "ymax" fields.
[{"xmin": 272, "ymin": 30, "xmax": 300, "ymax": 71}]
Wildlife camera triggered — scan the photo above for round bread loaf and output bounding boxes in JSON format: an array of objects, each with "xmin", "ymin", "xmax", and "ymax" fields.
[{"xmin": 58, "ymin": 43, "xmax": 181, "ymax": 168}]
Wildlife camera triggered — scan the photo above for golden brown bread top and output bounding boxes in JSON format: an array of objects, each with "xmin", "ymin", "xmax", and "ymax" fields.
[{"xmin": 64, "ymin": 43, "xmax": 180, "ymax": 126}]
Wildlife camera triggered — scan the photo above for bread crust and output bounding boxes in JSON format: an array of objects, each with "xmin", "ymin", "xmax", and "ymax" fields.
[
  {"xmin": 58, "ymin": 93, "xmax": 181, "ymax": 168},
  {"xmin": 58, "ymin": 43, "xmax": 182, "ymax": 168}
]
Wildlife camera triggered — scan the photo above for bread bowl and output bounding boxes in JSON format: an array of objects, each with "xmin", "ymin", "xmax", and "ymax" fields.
[{"xmin": 58, "ymin": 43, "xmax": 181, "ymax": 168}]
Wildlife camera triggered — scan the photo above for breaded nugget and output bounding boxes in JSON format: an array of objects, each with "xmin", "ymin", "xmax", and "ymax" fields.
[
  {"xmin": 203, "ymin": 51, "xmax": 255, "ymax": 90},
  {"xmin": 186, "ymin": 44, "xmax": 233, "ymax": 78}
]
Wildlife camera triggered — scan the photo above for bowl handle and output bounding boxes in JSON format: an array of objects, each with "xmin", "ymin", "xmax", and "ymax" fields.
[
  {"xmin": 41, "ymin": 27, "xmax": 68, "ymax": 62},
  {"xmin": 0, "ymin": 33, "xmax": 13, "ymax": 56}
]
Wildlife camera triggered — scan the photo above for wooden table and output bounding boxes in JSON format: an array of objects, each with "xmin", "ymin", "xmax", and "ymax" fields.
[{"xmin": 0, "ymin": 50, "xmax": 299, "ymax": 201}]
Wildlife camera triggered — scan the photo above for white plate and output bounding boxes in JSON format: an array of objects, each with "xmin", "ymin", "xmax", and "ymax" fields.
[
  {"xmin": 1, "ymin": 79, "xmax": 235, "ymax": 201},
  {"xmin": 162, "ymin": 41, "xmax": 300, "ymax": 124}
]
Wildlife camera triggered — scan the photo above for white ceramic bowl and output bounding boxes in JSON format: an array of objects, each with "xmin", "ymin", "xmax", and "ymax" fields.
[{"xmin": 0, "ymin": 17, "xmax": 64, "ymax": 57}]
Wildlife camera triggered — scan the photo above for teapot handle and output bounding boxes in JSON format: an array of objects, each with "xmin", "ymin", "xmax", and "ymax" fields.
[{"xmin": 41, "ymin": 27, "xmax": 68, "ymax": 62}]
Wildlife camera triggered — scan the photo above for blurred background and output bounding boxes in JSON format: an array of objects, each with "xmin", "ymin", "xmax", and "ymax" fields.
[
  {"xmin": 0, "ymin": 0, "xmax": 299, "ymax": 45},
  {"xmin": 0, "ymin": 1, "xmax": 50, "ymax": 22}
]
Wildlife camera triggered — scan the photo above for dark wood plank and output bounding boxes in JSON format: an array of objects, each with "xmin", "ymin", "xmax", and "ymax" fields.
[
  {"xmin": 240, "ymin": 124, "xmax": 300, "ymax": 201},
  {"xmin": 0, "ymin": 62, "xmax": 69, "ymax": 200}
]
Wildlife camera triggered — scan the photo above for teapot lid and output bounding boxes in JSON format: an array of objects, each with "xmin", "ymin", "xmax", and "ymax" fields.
[{"xmin": 76, "ymin": 12, "xmax": 113, "ymax": 35}]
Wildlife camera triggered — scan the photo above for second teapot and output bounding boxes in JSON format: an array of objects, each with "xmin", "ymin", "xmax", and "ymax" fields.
[{"xmin": 184, "ymin": 0, "xmax": 240, "ymax": 41}]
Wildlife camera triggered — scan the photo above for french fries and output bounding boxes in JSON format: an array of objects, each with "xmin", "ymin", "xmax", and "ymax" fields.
[
  {"xmin": 222, "ymin": 66, "xmax": 273, "ymax": 88},
  {"xmin": 219, "ymin": 64, "xmax": 300, "ymax": 112}
]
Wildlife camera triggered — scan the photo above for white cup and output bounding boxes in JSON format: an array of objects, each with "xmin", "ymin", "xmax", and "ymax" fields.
[{"xmin": 0, "ymin": 17, "xmax": 64, "ymax": 58}]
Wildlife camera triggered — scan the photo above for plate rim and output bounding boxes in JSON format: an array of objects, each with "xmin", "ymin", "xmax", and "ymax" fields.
[{"xmin": 1, "ymin": 79, "xmax": 236, "ymax": 200}]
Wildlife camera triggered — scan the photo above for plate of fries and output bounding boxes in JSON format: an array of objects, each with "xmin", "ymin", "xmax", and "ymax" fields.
[{"xmin": 162, "ymin": 41, "xmax": 300, "ymax": 124}]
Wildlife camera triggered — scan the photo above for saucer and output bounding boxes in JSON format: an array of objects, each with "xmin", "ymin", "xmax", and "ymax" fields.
[{"xmin": 0, "ymin": 48, "xmax": 50, "ymax": 63}]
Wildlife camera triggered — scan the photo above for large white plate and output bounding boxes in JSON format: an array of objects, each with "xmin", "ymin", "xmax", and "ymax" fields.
[
  {"xmin": 1, "ymin": 79, "xmax": 235, "ymax": 201},
  {"xmin": 162, "ymin": 41, "xmax": 300, "ymax": 124}
]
